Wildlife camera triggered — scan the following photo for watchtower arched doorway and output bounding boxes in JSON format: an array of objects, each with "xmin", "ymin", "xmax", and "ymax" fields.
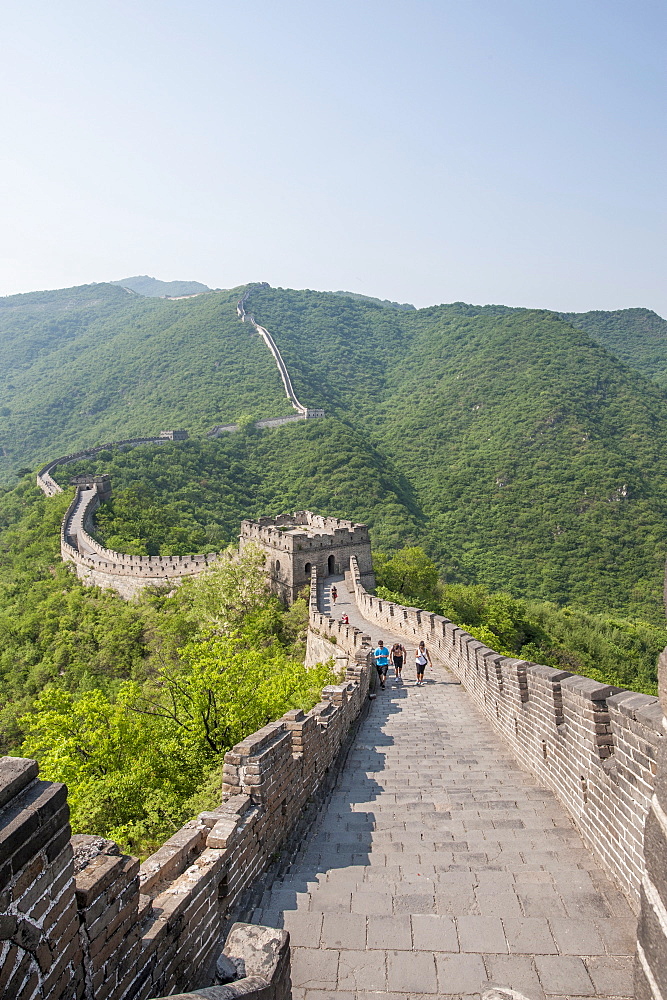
[
  {"xmin": 327, "ymin": 554, "xmax": 335, "ymax": 575},
  {"xmin": 304, "ymin": 562, "xmax": 312, "ymax": 578}
]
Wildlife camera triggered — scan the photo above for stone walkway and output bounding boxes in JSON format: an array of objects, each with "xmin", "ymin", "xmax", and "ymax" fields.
[{"xmin": 252, "ymin": 578, "xmax": 638, "ymax": 999}]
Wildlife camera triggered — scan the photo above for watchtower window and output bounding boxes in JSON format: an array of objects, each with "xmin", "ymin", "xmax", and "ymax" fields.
[
  {"xmin": 275, "ymin": 559, "xmax": 281, "ymax": 573},
  {"xmin": 328, "ymin": 554, "xmax": 335, "ymax": 574},
  {"xmin": 305, "ymin": 562, "xmax": 312, "ymax": 577}
]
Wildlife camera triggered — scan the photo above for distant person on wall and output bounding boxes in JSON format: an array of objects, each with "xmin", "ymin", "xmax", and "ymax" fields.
[
  {"xmin": 341, "ymin": 613, "xmax": 349, "ymax": 624},
  {"xmin": 415, "ymin": 641, "xmax": 431, "ymax": 686},
  {"xmin": 374, "ymin": 640, "xmax": 390, "ymax": 690},
  {"xmin": 390, "ymin": 642, "xmax": 406, "ymax": 682},
  {"xmin": 331, "ymin": 585, "xmax": 338, "ymax": 605}
]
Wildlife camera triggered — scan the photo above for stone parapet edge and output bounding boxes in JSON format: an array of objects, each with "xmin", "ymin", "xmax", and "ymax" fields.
[{"xmin": 346, "ymin": 557, "xmax": 662, "ymax": 909}]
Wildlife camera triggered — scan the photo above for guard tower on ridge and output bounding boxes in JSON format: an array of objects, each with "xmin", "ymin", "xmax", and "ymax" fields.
[{"xmin": 239, "ymin": 511, "xmax": 375, "ymax": 603}]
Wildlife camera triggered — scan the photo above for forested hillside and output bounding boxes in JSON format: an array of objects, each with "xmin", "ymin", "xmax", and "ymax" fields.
[
  {"xmin": 0, "ymin": 283, "xmax": 293, "ymax": 482},
  {"xmin": 3, "ymin": 280, "xmax": 667, "ymax": 620},
  {"xmin": 246, "ymin": 287, "xmax": 667, "ymax": 620},
  {"xmin": 563, "ymin": 308, "xmax": 667, "ymax": 389},
  {"xmin": 0, "ymin": 477, "xmax": 331, "ymax": 855}
]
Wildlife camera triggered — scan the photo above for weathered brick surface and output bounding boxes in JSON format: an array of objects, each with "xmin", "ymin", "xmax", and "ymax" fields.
[
  {"xmin": 633, "ymin": 645, "xmax": 667, "ymax": 1000},
  {"xmin": 0, "ymin": 757, "xmax": 84, "ymax": 1000},
  {"xmin": 349, "ymin": 557, "xmax": 661, "ymax": 909}
]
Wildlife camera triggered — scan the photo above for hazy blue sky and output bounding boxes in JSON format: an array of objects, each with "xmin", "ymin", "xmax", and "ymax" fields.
[{"xmin": 1, "ymin": 1, "xmax": 665, "ymax": 313}]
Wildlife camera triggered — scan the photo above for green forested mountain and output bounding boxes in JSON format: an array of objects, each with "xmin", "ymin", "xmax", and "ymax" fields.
[
  {"xmin": 0, "ymin": 283, "xmax": 293, "ymax": 481},
  {"xmin": 563, "ymin": 308, "xmax": 667, "ymax": 389},
  {"xmin": 4, "ymin": 282, "xmax": 667, "ymax": 849},
  {"xmin": 3, "ymin": 281, "xmax": 667, "ymax": 621},
  {"xmin": 244, "ymin": 287, "xmax": 667, "ymax": 620}
]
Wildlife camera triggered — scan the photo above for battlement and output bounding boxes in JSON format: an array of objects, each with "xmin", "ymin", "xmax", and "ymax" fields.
[
  {"xmin": 158, "ymin": 429, "xmax": 188, "ymax": 440},
  {"xmin": 60, "ymin": 482, "xmax": 221, "ymax": 599},
  {"xmin": 239, "ymin": 511, "xmax": 374, "ymax": 603}
]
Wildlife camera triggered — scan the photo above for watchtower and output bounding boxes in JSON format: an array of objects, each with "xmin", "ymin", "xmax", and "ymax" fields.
[
  {"xmin": 239, "ymin": 510, "xmax": 375, "ymax": 603},
  {"xmin": 69, "ymin": 473, "xmax": 112, "ymax": 502}
]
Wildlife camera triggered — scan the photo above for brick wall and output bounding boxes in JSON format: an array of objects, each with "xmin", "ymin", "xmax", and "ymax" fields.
[
  {"xmin": 0, "ymin": 758, "xmax": 84, "ymax": 1000},
  {"xmin": 346, "ymin": 556, "xmax": 662, "ymax": 909},
  {"xmin": 634, "ymin": 648, "xmax": 667, "ymax": 1000},
  {"xmin": 59, "ymin": 484, "xmax": 221, "ymax": 597}
]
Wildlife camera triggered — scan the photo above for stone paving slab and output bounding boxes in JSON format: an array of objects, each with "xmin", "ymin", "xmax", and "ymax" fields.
[{"xmin": 254, "ymin": 577, "xmax": 638, "ymax": 998}]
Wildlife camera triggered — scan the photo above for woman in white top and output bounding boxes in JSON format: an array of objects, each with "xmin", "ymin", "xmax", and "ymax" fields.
[{"xmin": 415, "ymin": 641, "xmax": 432, "ymax": 685}]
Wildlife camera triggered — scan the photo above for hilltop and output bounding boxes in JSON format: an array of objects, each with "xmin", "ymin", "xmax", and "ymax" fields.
[
  {"xmin": 110, "ymin": 275, "xmax": 212, "ymax": 297},
  {"xmin": 563, "ymin": 308, "xmax": 667, "ymax": 388}
]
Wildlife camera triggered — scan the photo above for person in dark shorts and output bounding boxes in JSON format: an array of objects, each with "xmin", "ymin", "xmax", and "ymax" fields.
[
  {"xmin": 415, "ymin": 641, "xmax": 432, "ymax": 685},
  {"xmin": 374, "ymin": 640, "xmax": 390, "ymax": 690},
  {"xmin": 390, "ymin": 642, "xmax": 406, "ymax": 681},
  {"xmin": 331, "ymin": 585, "xmax": 338, "ymax": 605}
]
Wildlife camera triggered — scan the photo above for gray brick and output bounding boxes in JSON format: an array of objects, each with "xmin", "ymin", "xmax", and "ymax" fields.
[
  {"xmin": 393, "ymin": 892, "xmax": 435, "ymax": 914},
  {"xmin": 290, "ymin": 947, "xmax": 340, "ymax": 990},
  {"xmin": 387, "ymin": 949, "xmax": 438, "ymax": 993},
  {"xmin": 535, "ymin": 955, "xmax": 595, "ymax": 995},
  {"xmin": 561, "ymin": 890, "xmax": 611, "ymax": 919},
  {"xmin": 483, "ymin": 955, "xmax": 545, "ymax": 1000},
  {"xmin": 367, "ymin": 914, "xmax": 412, "ymax": 950},
  {"xmin": 337, "ymin": 949, "xmax": 386, "ymax": 991},
  {"xmin": 320, "ymin": 912, "xmax": 365, "ymax": 950},
  {"xmin": 502, "ymin": 917, "xmax": 557, "ymax": 955},
  {"xmin": 594, "ymin": 918, "xmax": 637, "ymax": 956},
  {"xmin": 435, "ymin": 952, "xmax": 487, "ymax": 994},
  {"xmin": 584, "ymin": 955, "xmax": 635, "ymax": 995},
  {"xmin": 475, "ymin": 889, "xmax": 522, "ymax": 917},
  {"xmin": 456, "ymin": 916, "xmax": 508, "ymax": 954},
  {"xmin": 350, "ymin": 891, "xmax": 393, "ymax": 915},
  {"xmin": 282, "ymin": 910, "xmax": 323, "ymax": 948},
  {"xmin": 548, "ymin": 916, "xmax": 605, "ymax": 955}
]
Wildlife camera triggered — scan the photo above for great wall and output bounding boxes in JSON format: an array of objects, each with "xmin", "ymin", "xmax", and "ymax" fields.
[
  {"xmin": 2, "ymin": 293, "xmax": 666, "ymax": 999},
  {"xmin": 2, "ymin": 548, "xmax": 667, "ymax": 1000},
  {"xmin": 34, "ymin": 290, "xmax": 325, "ymax": 598}
]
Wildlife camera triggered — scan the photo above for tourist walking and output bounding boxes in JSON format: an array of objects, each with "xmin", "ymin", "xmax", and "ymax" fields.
[
  {"xmin": 415, "ymin": 641, "xmax": 431, "ymax": 685},
  {"xmin": 331, "ymin": 585, "xmax": 338, "ymax": 605},
  {"xmin": 390, "ymin": 641, "xmax": 406, "ymax": 681},
  {"xmin": 374, "ymin": 639, "xmax": 390, "ymax": 690}
]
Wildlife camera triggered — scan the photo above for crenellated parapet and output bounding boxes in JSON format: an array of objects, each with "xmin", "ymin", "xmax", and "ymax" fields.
[
  {"xmin": 240, "ymin": 511, "xmax": 374, "ymax": 604},
  {"xmin": 57, "ymin": 479, "xmax": 221, "ymax": 599},
  {"xmin": 36, "ymin": 434, "xmax": 185, "ymax": 498},
  {"xmin": 346, "ymin": 556, "xmax": 662, "ymax": 910},
  {"xmin": 634, "ymin": 648, "xmax": 667, "ymax": 1000}
]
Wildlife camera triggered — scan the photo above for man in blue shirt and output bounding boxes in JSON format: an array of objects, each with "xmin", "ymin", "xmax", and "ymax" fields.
[{"xmin": 374, "ymin": 640, "xmax": 390, "ymax": 690}]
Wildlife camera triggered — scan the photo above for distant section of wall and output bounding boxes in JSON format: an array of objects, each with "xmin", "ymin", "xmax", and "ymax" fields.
[
  {"xmin": 208, "ymin": 414, "xmax": 310, "ymax": 438},
  {"xmin": 59, "ymin": 483, "xmax": 220, "ymax": 598},
  {"xmin": 236, "ymin": 290, "xmax": 325, "ymax": 420},
  {"xmin": 36, "ymin": 436, "xmax": 177, "ymax": 497},
  {"xmin": 346, "ymin": 558, "xmax": 662, "ymax": 909}
]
